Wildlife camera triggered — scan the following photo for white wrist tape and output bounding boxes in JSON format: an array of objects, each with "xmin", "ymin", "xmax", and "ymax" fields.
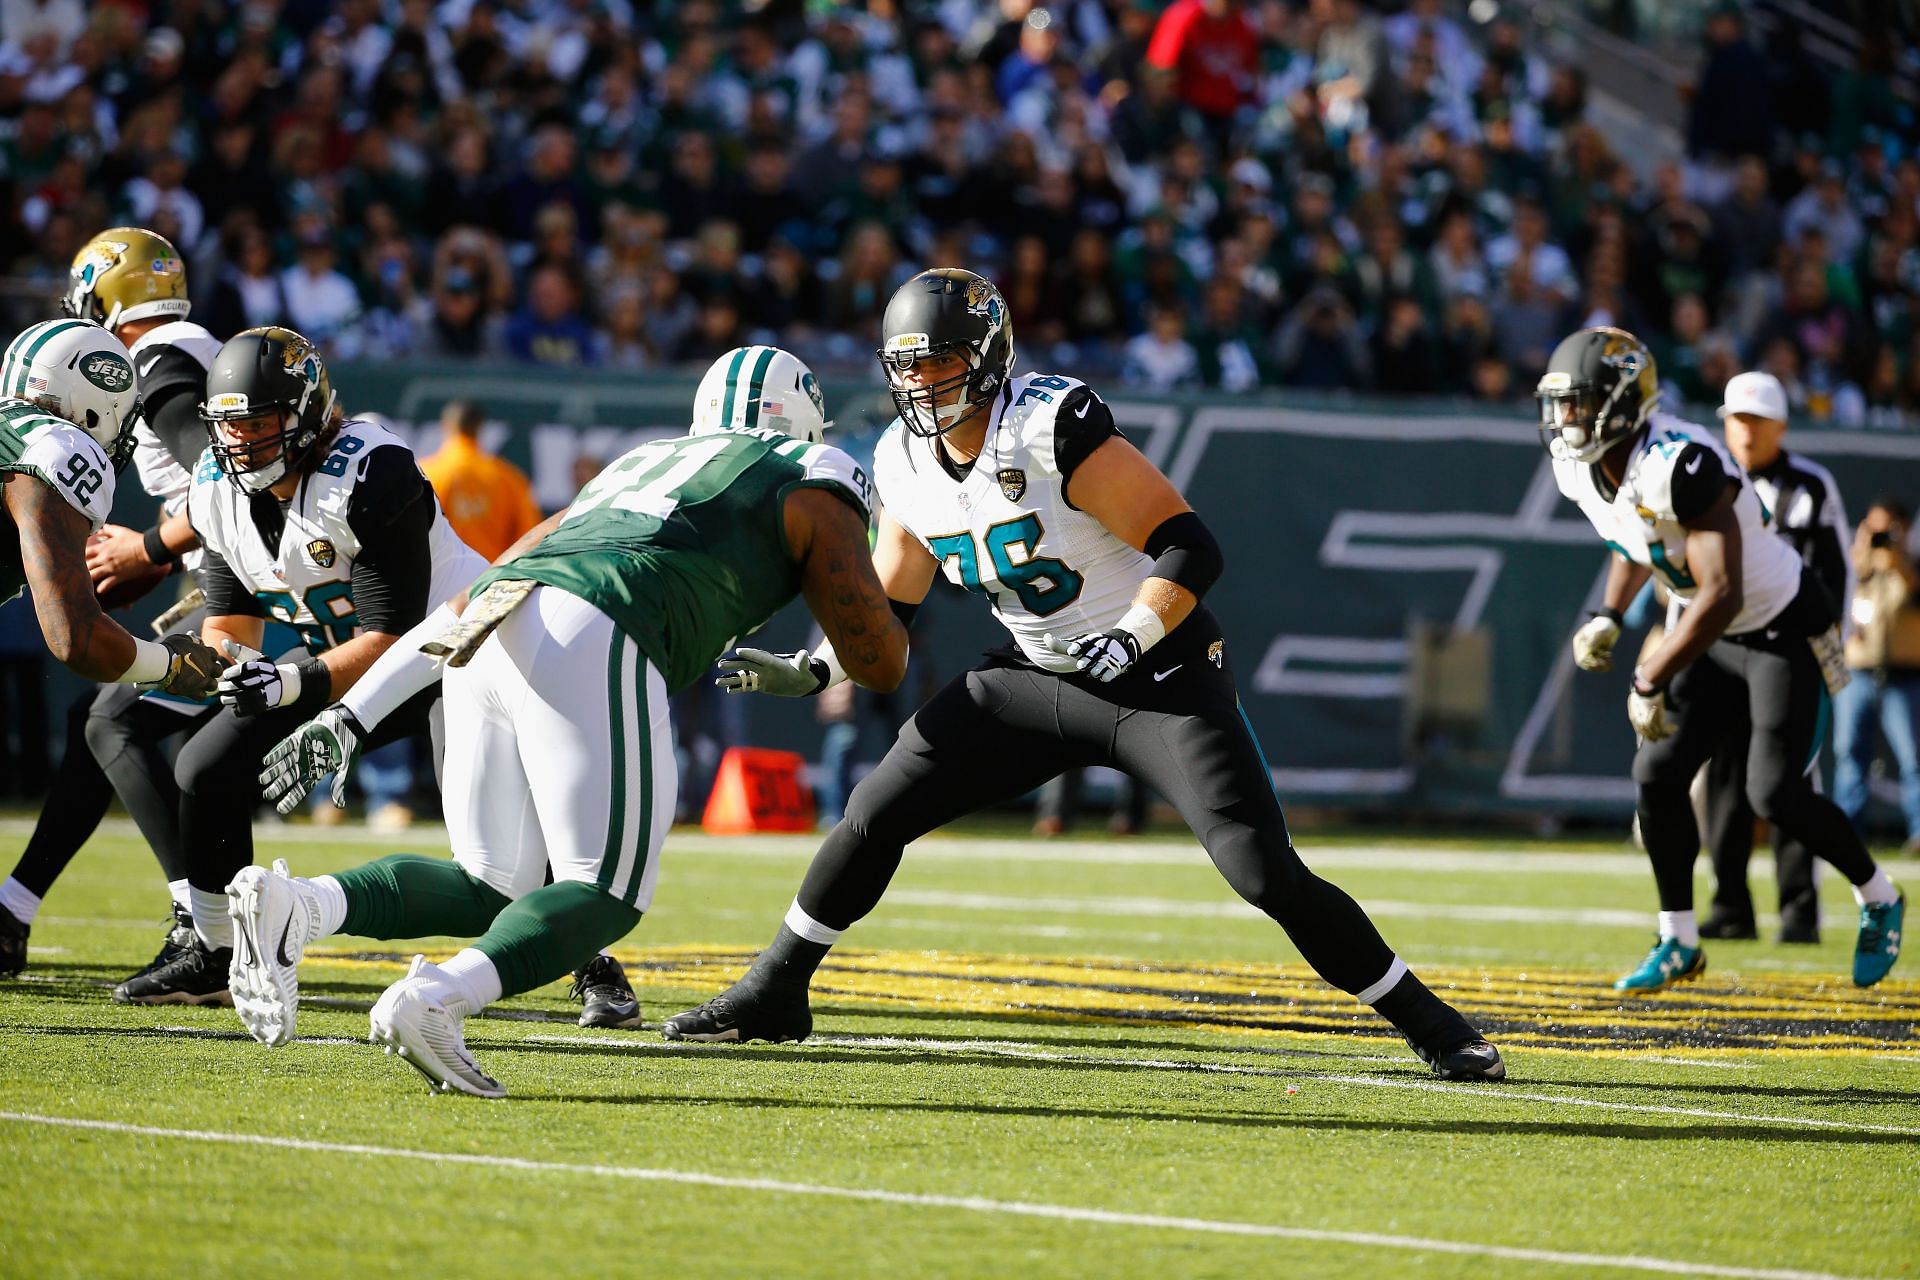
[
  {"xmin": 813, "ymin": 641, "xmax": 849, "ymax": 689},
  {"xmin": 1115, "ymin": 602, "xmax": 1167, "ymax": 653},
  {"xmin": 122, "ymin": 637, "xmax": 171, "ymax": 685}
]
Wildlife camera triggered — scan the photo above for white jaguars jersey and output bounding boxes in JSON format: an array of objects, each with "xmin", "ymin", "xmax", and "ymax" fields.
[
  {"xmin": 126, "ymin": 320, "xmax": 221, "ymax": 506},
  {"xmin": 874, "ymin": 371, "xmax": 1152, "ymax": 672},
  {"xmin": 1555, "ymin": 411, "xmax": 1801, "ymax": 637},
  {"xmin": 188, "ymin": 416, "xmax": 487, "ymax": 651}
]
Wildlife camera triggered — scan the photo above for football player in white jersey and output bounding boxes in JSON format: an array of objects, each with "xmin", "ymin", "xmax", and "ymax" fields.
[
  {"xmin": 1, "ymin": 228, "xmax": 234, "ymax": 989},
  {"xmin": 0, "ymin": 318, "xmax": 223, "ymax": 975},
  {"xmin": 111, "ymin": 326, "xmax": 492, "ymax": 1006},
  {"xmin": 1695, "ymin": 371, "xmax": 1853, "ymax": 945},
  {"xmin": 664, "ymin": 268, "xmax": 1505, "ymax": 1082},
  {"xmin": 1544, "ymin": 328, "xmax": 1903, "ymax": 991}
]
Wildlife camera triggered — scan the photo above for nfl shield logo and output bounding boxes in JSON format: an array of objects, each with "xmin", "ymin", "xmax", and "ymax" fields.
[
  {"xmin": 307, "ymin": 538, "xmax": 337, "ymax": 568},
  {"xmin": 997, "ymin": 468, "xmax": 1027, "ymax": 502}
]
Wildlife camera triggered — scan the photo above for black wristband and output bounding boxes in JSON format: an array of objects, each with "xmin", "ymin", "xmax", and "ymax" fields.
[
  {"xmin": 288, "ymin": 657, "xmax": 333, "ymax": 716},
  {"xmin": 143, "ymin": 524, "xmax": 176, "ymax": 567},
  {"xmin": 1631, "ymin": 671, "xmax": 1665, "ymax": 697},
  {"xmin": 1591, "ymin": 607, "xmax": 1624, "ymax": 626},
  {"xmin": 804, "ymin": 656, "xmax": 832, "ymax": 695}
]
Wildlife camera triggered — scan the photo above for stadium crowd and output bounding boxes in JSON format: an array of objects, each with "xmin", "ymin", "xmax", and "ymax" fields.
[{"xmin": 0, "ymin": 0, "xmax": 1914, "ymax": 421}]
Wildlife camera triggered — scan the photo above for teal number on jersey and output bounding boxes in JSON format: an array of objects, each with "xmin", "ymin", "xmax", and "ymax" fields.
[
  {"xmin": 1014, "ymin": 374, "xmax": 1071, "ymax": 407},
  {"xmin": 929, "ymin": 514, "xmax": 1085, "ymax": 617},
  {"xmin": 1605, "ymin": 537, "xmax": 1696, "ymax": 592},
  {"xmin": 316, "ymin": 433, "xmax": 367, "ymax": 477},
  {"xmin": 255, "ymin": 582, "xmax": 359, "ymax": 652}
]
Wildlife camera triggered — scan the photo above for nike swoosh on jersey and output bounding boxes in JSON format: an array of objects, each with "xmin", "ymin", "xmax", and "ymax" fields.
[
  {"xmin": 1153, "ymin": 665, "xmax": 1182, "ymax": 681},
  {"xmin": 1685, "ymin": 454, "xmax": 1703, "ymax": 474},
  {"xmin": 1073, "ymin": 401, "xmax": 1091, "ymax": 418}
]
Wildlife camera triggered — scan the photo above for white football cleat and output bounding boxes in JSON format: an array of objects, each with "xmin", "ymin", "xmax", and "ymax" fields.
[
  {"xmin": 367, "ymin": 956, "xmax": 505, "ymax": 1099},
  {"xmin": 227, "ymin": 859, "xmax": 323, "ymax": 1047}
]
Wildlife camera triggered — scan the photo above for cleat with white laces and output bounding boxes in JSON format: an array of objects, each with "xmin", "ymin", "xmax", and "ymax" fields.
[
  {"xmin": 1614, "ymin": 936, "xmax": 1706, "ymax": 993},
  {"xmin": 367, "ymin": 956, "xmax": 505, "ymax": 1098},
  {"xmin": 227, "ymin": 859, "xmax": 324, "ymax": 1047},
  {"xmin": 571, "ymin": 953, "xmax": 643, "ymax": 1029},
  {"xmin": 1854, "ymin": 892, "xmax": 1905, "ymax": 988}
]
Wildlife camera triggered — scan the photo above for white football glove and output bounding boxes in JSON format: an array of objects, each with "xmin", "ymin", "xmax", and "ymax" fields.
[
  {"xmin": 1045, "ymin": 629, "xmax": 1142, "ymax": 683},
  {"xmin": 259, "ymin": 706, "xmax": 368, "ymax": 814},
  {"xmin": 1627, "ymin": 673, "xmax": 1673, "ymax": 742},
  {"xmin": 1571, "ymin": 611, "xmax": 1623, "ymax": 672},
  {"xmin": 216, "ymin": 641, "xmax": 303, "ymax": 717},
  {"xmin": 714, "ymin": 647, "xmax": 831, "ymax": 697}
]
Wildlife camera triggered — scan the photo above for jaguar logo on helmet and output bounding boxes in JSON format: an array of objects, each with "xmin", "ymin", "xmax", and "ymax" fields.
[
  {"xmin": 79, "ymin": 352, "xmax": 133, "ymax": 393},
  {"xmin": 997, "ymin": 468, "xmax": 1027, "ymax": 502},
  {"xmin": 75, "ymin": 242, "xmax": 129, "ymax": 286}
]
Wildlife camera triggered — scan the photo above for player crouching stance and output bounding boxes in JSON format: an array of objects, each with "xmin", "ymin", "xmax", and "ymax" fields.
[
  {"xmin": 227, "ymin": 347, "xmax": 906, "ymax": 1095},
  {"xmin": 665, "ymin": 270, "xmax": 1504, "ymax": 1082},
  {"xmin": 1544, "ymin": 327, "xmax": 1903, "ymax": 990}
]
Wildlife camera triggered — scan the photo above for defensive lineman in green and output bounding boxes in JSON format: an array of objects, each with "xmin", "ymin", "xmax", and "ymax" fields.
[{"xmin": 224, "ymin": 346, "xmax": 907, "ymax": 1096}]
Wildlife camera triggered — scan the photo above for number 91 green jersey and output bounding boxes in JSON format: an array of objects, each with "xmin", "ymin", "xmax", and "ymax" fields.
[{"xmin": 467, "ymin": 428, "xmax": 872, "ymax": 692}]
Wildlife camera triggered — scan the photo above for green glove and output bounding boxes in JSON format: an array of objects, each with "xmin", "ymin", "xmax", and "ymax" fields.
[{"xmin": 259, "ymin": 705, "xmax": 368, "ymax": 815}]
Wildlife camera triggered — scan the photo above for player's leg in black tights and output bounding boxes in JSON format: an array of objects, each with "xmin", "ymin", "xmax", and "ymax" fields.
[
  {"xmin": 85, "ymin": 686, "xmax": 207, "ymax": 885},
  {"xmin": 1634, "ymin": 654, "xmax": 1740, "ymax": 913}
]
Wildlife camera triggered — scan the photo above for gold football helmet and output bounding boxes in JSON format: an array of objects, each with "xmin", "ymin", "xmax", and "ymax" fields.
[{"xmin": 62, "ymin": 227, "xmax": 191, "ymax": 330}]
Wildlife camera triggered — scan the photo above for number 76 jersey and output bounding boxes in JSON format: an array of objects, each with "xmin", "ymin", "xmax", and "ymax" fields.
[{"xmin": 873, "ymin": 371, "xmax": 1153, "ymax": 673}]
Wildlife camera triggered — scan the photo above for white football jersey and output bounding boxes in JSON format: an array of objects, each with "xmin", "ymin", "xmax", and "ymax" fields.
[
  {"xmin": 1555, "ymin": 411, "xmax": 1801, "ymax": 637},
  {"xmin": 874, "ymin": 371, "xmax": 1151, "ymax": 672},
  {"xmin": 188, "ymin": 416, "xmax": 487, "ymax": 652},
  {"xmin": 0, "ymin": 399, "xmax": 116, "ymax": 602},
  {"xmin": 126, "ymin": 320, "xmax": 221, "ymax": 506}
]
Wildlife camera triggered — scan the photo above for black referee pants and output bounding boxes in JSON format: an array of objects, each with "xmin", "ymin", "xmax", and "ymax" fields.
[{"xmin": 796, "ymin": 610, "xmax": 1402, "ymax": 997}]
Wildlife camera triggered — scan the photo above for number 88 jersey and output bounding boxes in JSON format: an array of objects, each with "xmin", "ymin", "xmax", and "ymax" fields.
[
  {"xmin": 873, "ymin": 371, "xmax": 1153, "ymax": 673},
  {"xmin": 188, "ymin": 416, "xmax": 484, "ymax": 653}
]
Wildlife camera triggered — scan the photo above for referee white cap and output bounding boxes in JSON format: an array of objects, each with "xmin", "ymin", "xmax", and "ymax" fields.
[{"xmin": 1717, "ymin": 370, "xmax": 1789, "ymax": 423}]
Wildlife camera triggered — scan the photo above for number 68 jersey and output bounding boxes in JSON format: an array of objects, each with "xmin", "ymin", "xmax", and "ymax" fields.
[
  {"xmin": 188, "ymin": 416, "xmax": 486, "ymax": 653},
  {"xmin": 873, "ymin": 371, "xmax": 1152, "ymax": 673}
]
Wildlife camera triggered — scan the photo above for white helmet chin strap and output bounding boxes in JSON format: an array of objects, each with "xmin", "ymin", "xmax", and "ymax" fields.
[{"xmin": 233, "ymin": 455, "xmax": 291, "ymax": 491}]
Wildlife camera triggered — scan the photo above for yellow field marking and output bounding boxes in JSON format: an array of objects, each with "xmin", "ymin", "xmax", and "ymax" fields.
[{"xmin": 302, "ymin": 945, "xmax": 1918, "ymax": 1058}]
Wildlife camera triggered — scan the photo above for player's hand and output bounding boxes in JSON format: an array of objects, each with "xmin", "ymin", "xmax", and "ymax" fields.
[
  {"xmin": 144, "ymin": 632, "xmax": 226, "ymax": 700},
  {"xmin": 715, "ymin": 647, "xmax": 829, "ymax": 696},
  {"xmin": 1627, "ymin": 673, "xmax": 1673, "ymax": 742},
  {"xmin": 88, "ymin": 524, "xmax": 172, "ymax": 608},
  {"xmin": 259, "ymin": 706, "xmax": 367, "ymax": 814},
  {"xmin": 1045, "ymin": 629, "xmax": 1141, "ymax": 683},
  {"xmin": 1571, "ymin": 612, "xmax": 1622, "ymax": 672},
  {"xmin": 215, "ymin": 641, "xmax": 302, "ymax": 717}
]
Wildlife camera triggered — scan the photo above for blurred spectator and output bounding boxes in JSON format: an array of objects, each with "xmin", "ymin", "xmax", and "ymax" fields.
[
  {"xmin": 1836, "ymin": 498, "xmax": 1920, "ymax": 849},
  {"xmin": 280, "ymin": 225, "xmax": 364, "ymax": 359},
  {"xmin": 203, "ymin": 226, "xmax": 287, "ymax": 338},
  {"xmin": 419, "ymin": 399, "xmax": 543, "ymax": 562},
  {"xmin": 506, "ymin": 263, "xmax": 599, "ymax": 367},
  {"xmin": 1275, "ymin": 285, "xmax": 1368, "ymax": 390},
  {"xmin": 1123, "ymin": 302, "xmax": 1200, "ymax": 392}
]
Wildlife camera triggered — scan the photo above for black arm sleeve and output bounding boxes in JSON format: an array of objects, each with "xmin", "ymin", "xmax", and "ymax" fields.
[
  {"xmin": 1054, "ymin": 385, "xmax": 1122, "ymax": 508},
  {"xmin": 1143, "ymin": 510, "xmax": 1225, "ymax": 601},
  {"xmin": 346, "ymin": 447, "xmax": 436, "ymax": 635},
  {"xmin": 136, "ymin": 347, "xmax": 210, "ymax": 473},
  {"xmin": 1669, "ymin": 444, "xmax": 1736, "ymax": 524},
  {"xmin": 197, "ymin": 546, "xmax": 265, "ymax": 618}
]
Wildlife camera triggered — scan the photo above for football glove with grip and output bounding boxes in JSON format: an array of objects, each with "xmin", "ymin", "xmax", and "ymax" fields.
[
  {"xmin": 1572, "ymin": 612, "xmax": 1623, "ymax": 672},
  {"xmin": 714, "ymin": 647, "xmax": 831, "ymax": 697},
  {"xmin": 259, "ymin": 706, "xmax": 368, "ymax": 814},
  {"xmin": 142, "ymin": 632, "xmax": 225, "ymax": 700},
  {"xmin": 1628, "ymin": 672, "xmax": 1674, "ymax": 742},
  {"xmin": 216, "ymin": 641, "xmax": 300, "ymax": 717},
  {"xmin": 1045, "ymin": 629, "xmax": 1142, "ymax": 683}
]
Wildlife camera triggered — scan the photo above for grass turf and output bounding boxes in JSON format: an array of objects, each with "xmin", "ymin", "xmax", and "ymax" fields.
[{"xmin": 1, "ymin": 820, "xmax": 1916, "ymax": 1280}]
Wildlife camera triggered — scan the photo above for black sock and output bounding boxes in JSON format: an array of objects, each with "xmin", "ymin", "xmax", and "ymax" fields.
[
  {"xmin": 1372, "ymin": 970, "xmax": 1477, "ymax": 1050},
  {"xmin": 735, "ymin": 924, "xmax": 831, "ymax": 996}
]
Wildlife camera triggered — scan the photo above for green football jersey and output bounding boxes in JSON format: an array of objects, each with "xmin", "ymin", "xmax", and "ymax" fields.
[
  {"xmin": 0, "ymin": 397, "xmax": 116, "ymax": 603},
  {"xmin": 470, "ymin": 428, "xmax": 872, "ymax": 692}
]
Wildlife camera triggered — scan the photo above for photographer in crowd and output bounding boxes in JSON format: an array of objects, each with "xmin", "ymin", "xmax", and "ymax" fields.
[{"xmin": 1833, "ymin": 498, "xmax": 1920, "ymax": 851}]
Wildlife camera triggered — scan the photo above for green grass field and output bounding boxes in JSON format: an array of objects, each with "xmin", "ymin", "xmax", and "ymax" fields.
[{"xmin": 2, "ymin": 818, "xmax": 1916, "ymax": 1280}]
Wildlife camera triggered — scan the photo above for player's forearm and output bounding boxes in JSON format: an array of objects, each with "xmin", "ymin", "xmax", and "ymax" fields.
[
  {"xmin": 1643, "ymin": 583, "xmax": 1740, "ymax": 687},
  {"xmin": 336, "ymin": 602, "xmax": 461, "ymax": 729},
  {"xmin": 155, "ymin": 508, "xmax": 198, "ymax": 558},
  {"xmin": 8, "ymin": 476, "xmax": 144, "ymax": 679},
  {"xmin": 316, "ymin": 631, "xmax": 403, "ymax": 698},
  {"xmin": 1600, "ymin": 557, "xmax": 1652, "ymax": 616}
]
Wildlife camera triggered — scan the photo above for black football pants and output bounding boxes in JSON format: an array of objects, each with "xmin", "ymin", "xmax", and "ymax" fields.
[{"xmin": 795, "ymin": 610, "xmax": 1402, "ymax": 997}]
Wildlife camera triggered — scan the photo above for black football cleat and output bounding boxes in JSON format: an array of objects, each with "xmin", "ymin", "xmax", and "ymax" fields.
[
  {"xmin": 117, "ymin": 903, "xmax": 197, "ymax": 989},
  {"xmin": 1407, "ymin": 1034, "xmax": 1506, "ymax": 1082},
  {"xmin": 1777, "ymin": 906, "xmax": 1821, "ymax": 945},
  {"xmin": 112, "ymin": 937, "xmax": 233, "ymax": 1006},
  {"xmin": 570, "ymin": 953, "xmax": 643, "ymax": 1029},
  {"xmin": 1698, "ymin": 908, "xmax": 1758, "ymax": 941},
  {"xmin": 661, "ymin": 986, "xmax": 812, "ymax": 1043},
  {"xmin": 0, "ymin": 905, "xmax": 27, "ymax": 978}
]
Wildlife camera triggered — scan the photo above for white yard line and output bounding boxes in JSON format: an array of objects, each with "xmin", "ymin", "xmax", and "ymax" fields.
[
  {"xmin": 0, "ymin": 1109, "xmax": 1885, "ymax": 1280},
  {"xmin": 523, "ymin": 1033, "xmax": 1920, "ymax": 1139}
]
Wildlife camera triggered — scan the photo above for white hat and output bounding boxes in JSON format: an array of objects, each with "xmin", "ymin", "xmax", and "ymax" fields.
[{"xmin": 1718, "ymin": 370, "xmax": 1789, "ymax": 422}]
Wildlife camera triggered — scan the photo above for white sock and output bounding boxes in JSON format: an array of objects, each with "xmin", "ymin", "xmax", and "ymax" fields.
[
  {"xmin": 1356, "ymin": 955, "xmax": 1409, "ymax": 1006},
  {"xmin": 1852, "ymin": 869, "xmax": 1900, "ymax": 907},
  {"xmin": 784, "ymin": 900, "xmax": 845, "ymax": 945},
  {"xmin": 167, "ymin": 879, "xmax": 192, "ymax": 913},
  {"xmin": 435, "ymin": 948, "xmax": 503, "ymax": 1013},
  {"xmin": 191, "ymin": 886, "xmax": 234, "ymax": 949},
  {"xmin": 310, "ymin": 874, "xmax": 349, "ymax": 937},
  {"xmin": 1658, "ymin": 910, "xmax": 1699, "ymax": 948},
  {"xmin": 0, "ymin": 877, "xmax": 42, "ymax": 925}
]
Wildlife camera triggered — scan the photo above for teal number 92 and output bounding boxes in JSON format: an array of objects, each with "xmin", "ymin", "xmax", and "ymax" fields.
[{"xmin": 927, "ymin": 514, "xmax": 1084, "ymax": 617}]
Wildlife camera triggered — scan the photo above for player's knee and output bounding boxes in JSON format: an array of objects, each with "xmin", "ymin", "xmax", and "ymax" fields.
[
  {"xmin": 81, "ymin": 699, "xmax": 130, "ymax": 765},
  {"xmin": 1745, "ymin": 772, "xmax": 1797, "ymax": 823},
  {"xmin": 1211, "ymin": 830, "xmax": 1310, "ymax": 913}
]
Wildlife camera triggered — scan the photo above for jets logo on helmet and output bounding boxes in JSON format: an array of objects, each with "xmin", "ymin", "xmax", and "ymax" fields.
[
  {"xmin": 878, "ymin": 268, "xmax": 1016, "ymax": 438},
  {"xmin": 0, "ymin": 319, "xmax": 142, "ymax": 471},
  {"xmin": 62, "ymin": 227, "xmax": 191, "ymax": 330},
  {"xmin": 1536, "ymin": 326, "xmax": 1660, "ymax": 464},
  {"xmin": 690, "ymin": 345, "xmax": 832, "ymax": 444},
  {"xmin": 200, "ymin": 326, "xmax": 340, "ymax": 492}
]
